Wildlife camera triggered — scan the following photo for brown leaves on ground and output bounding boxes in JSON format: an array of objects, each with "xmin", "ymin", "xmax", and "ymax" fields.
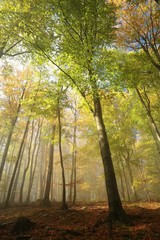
[{"xmin": 0, "ymin": 202, "xmax": 160, "ymax": 240}]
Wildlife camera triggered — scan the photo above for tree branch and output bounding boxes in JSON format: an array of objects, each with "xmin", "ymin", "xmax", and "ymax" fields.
[{"xmin": 35, "ymin": 42, "xmax": 94, "ymax": 113}]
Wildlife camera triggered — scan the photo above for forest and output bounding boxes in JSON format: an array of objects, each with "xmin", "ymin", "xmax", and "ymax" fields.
[{"xmin": 0, "ymin": 0, "xmax": 160, "ymax": 239}]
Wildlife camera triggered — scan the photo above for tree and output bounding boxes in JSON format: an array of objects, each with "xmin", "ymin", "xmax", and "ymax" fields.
[
  {"xmin": 57, "ymin": 87, "xmax": 68, "ymax": 210},
  {"xmin": 0, "ymin": 66, "xmax": 28, "ymax": 181},
  {"xmin": 49, "ymin": 0, "xmax": 126, "ymax": 220},
  {"xmin": 42, "ymin": 124, "xmax": 56, "ymax": 207},
  {"xmin": 101, "ymin": 91, "xmax": 139, "ymax": 201},
  {"xmin": 118, "ymin": 51, "xmax": 160, "ymax": 147},
  {"xmin": 0, "ymin": 0, "xmax": 36, "ymax": 58},
  {"xmin": 69, "ymin": 98, "xmax": 78, "ymax": 204},
  {"xmin": 25, "ymin": 119, "xmax": 42, "ymax": 203},
  {"xmin": 4, "ymin": 117, "xmax": 30, "ymax": 208},
  {"xmin": 115, "ymin": 0, "xmax": 160, "ymax": 70},
  {"xmin": 108, "ymin": 49, "xmax": 160, "ymax": 199}
]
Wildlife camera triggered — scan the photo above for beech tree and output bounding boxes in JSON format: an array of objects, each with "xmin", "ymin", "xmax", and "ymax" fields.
[
  {"xmin": 115, "ymin": 0, "xmax": 160, "ymax": 70},
  {"xmin": 42, "ymin": 123, "xmax": 56, "ymax": 207},
  {"xmin": 4, "ymin": 116, "xmax": 30, "ymax": 208},
  {"xmin": 0, "ymin": 67, "xmax": 29, "ymax": 181},
  {"xmin": 118, "ymin": 51, "xmax": 160, "ymax": 146},
  {"xmin": 69, "ymin": 98, "xmax": 78, "ymax": 204},
  {"xmin": 47, "ymin": 0, "xmax": 126, "ymax": 220}
]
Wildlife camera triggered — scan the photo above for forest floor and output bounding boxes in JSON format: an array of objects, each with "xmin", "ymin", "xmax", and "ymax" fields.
[{"xmin": 0, "ymin": 202, "xmax": 160, "ymax": 240}]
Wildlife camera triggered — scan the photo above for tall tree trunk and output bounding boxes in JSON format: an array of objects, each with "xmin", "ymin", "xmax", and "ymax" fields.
[
  {"xmin": 25, "ymin": 134, "xmax": 40, "ymax": 203},
  {"xmin": 69, "ymin": 107, "xmax": 77, "ymax": 204},
  {"xmin": 19, "ymin": 162, "xmax": 30, "ymax": 204},
  {"xmin": 119, "ymin": 170, "xmax": 125, "ymax": 201},
  {"xmin": 39, "ymin": 144, "xmax": 48, "ymax": 200},
  {"xmin": 25, "ymin": 123, "xmax": 35, "ymax": 203},
  {"xmin": 138, "ymin": 162, "xmax": 151, "ymax": 202},
  {"xmin": 69, "ymin": 131, "xmax": 77, "ymax": 204},
  {"xmin": 122, "ymin": 150, "xmax": 138, "ymax": 201},
  {"xmin": 29, "ymin": 146, "xmax": 40, "ymax": 201},
  {"xmin": 1, "ymin": 161, "xmax": 13, "ymax": 204},
  {"xmin": 19, "ymin": 120, "xmax": 35, "ymax": 204},
  {"xmin": 69, "ymin": 165, "xmax": 74, "ymax": 203},
  {"xmin": 72, "ymin": 116, "xmax": 77, "ymax": 205},
  {"xmin": 25, "ymin": 120, "xmax": 40, "ymax": 203},
  {"xmin": 93, "ymin": 97, "xmax": 126, "ymax": 220},
  {"xmin": 120, "ymin": 156, "xmax": 131, "ymax": 202},
  {"xmin": 19, "ymin": 119, "xmax": 42, "ymax": 204},
  {"xmin": 4, "ymin": 118, "xmax": 30, "ymax": 208},
  {"xmin": 149, "ymin": 125, "xmax": 160, "ymax": 174},
  {"xmin": 57, "ymin": 100, "xmax": 67, "ymax": 210},
  {"xmin": 42, "ymin": 124, "xmax": 56, "ymax": 207},
  {"xmin": 0, "ymin": 141, "xmax": 16, "ymax": 203},
  {"xmin": 0, "ymin": 135, "xmax": 5, "ymax": 152},
  {"xmin": 117, "ymin": 160, "xmax": 126, "ymax": 201},
  {"xmin": 10, "ymin": 141, "xmax": 26, "ymax": 204},
  {"xmin": 0, "ymin": 85, "xmax": 27, "ymax": 181}
]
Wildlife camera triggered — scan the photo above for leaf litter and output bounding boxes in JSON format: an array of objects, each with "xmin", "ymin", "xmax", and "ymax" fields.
[{"xmin": 0, "ymin": 202, "xmax": 160, "ymax": 240}]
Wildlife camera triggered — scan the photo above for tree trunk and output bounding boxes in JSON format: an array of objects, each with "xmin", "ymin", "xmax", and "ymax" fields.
[
  {"xmin": 29, "ymin": 146, "xmax": 40, "ymax": 201},
  {"xmin": 0, "ymin": 135, "xmax": 5, "ymax": 152},
  {"xmin": 42, "ymin": 124, "xmax": 56, "ymax": 207},
  {"xmin": 120, "ymin": 156, "xmax": 131, "ymax": 202},
  {"xmin": 69, "ymin": 164, "xmax": 74, "ymax": 203},
  {"xmin": 135, "ymin": 87, "xmax": 160, "ymax": 141},
  {"xmin": 122, "ymin": 150, "xmax": 138, "ymax": 201},
  {"xmin": 4, "ymin": 118, "xmax": 30, "ymax": 208},
  {"xmin": 0, "ymin": 85, "xmax": 26, "ymax": 181},
  {"xmin": 25, "ymin": 120, "xmax": 40, "ymax": 203},
  {"xmin": 93, "ymin": 97, "xmax": 126, "ymax": 220},
  {"xmin": 138, "ymin": 162, "xmax": 151, "ymax": 202},
  {"xmin": 10, "ymin": 141, "xmax": 26, "ymax": 204},
  {"xmin": 25, "ymin": 136, "xmax": 40, "ymax": 203},
  {"xmin": 19, "ymin": 119, "xmax": 42, "ymax": 204},
  {"xmin": 70, "ymin": 134, "xmax": 77, "ymax": 204},
  {"xmin": 39, "ymin": 145, "xmax": 48, "ymax": 200},
  {"xmin": 19, "ymin": 120, "xmax": 35, "ymax": 204},
  {"xmin": 73, "ymin": 131, "xmax": 77, "ymax": 204},
  {"xmin": 69, "ymin": 106, "xmax": 77, "ymax": 204},
  {"xmin": 57, "ymin": 99, "xmax": 67, "ymax": 210},
  {"xmin": 1, "ymin": 161, "xmax": 13, "ymax": 204},
  {"xmin": 117, "ymin": 160, "xmax": 126, "ymax": 201},
  {"xmin": 25, "ymin": 122, "xmax": 36, "ymax": 203}
]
